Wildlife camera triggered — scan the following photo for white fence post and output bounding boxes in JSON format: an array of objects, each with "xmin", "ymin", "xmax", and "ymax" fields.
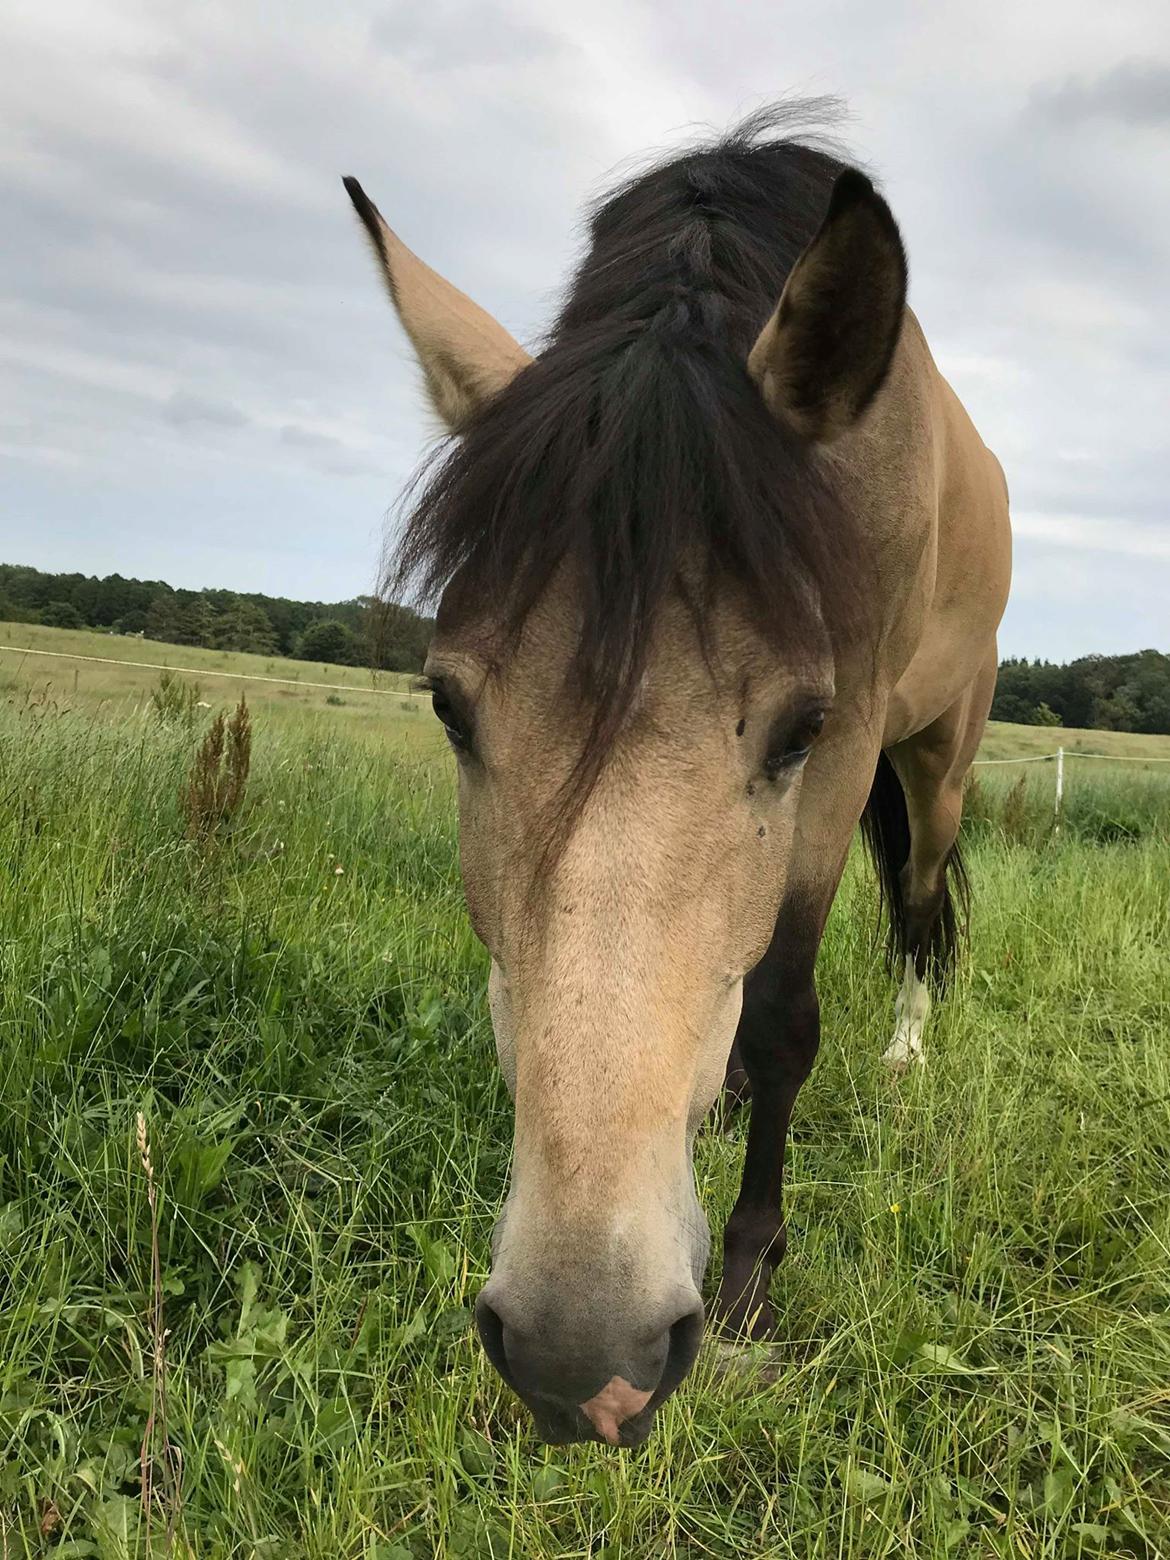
[{"xmin": 969, "ymin": 745, "xmax": 1170, "ymax": 844}]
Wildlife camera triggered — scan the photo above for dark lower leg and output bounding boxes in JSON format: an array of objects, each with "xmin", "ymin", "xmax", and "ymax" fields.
[
  {"xmin": 715, "ymin": 978, "xmax": 819, "ymax": 1338},
  {"xmin": 883, "ymin": 796, "xmax": 961, "ymax": 1064},
  {"xmin": 888, "ymin": 747, "xmax": 971, "ymax": 987},
  {"xmin": 718, "ymin": 1036, "xmax": 751, "ymax": 1121},
  {"xmin": 899, "ymin": 860, "xmax": 946, "ymax": 981}
]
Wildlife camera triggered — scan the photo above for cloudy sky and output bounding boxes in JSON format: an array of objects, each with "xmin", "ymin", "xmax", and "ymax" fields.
[{"xmin": 2, "ymin": 0, "xmax": 1167, "ymax": 659}]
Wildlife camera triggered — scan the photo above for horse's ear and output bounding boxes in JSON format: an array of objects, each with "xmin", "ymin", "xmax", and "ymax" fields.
[
  {"xmin": 343, "ymin": 177, "xmax": 532, "ymax": 433},
  {"xmin": 747, "ymin": 170, "xmax": 907, "ymax": 443}
]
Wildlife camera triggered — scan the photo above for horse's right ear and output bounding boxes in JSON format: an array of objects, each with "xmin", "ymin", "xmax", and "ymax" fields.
[
  {"xmin": 343, "ymin": 177, "xmax": 532, "ymax": 434},
  {"xmin": 747, "ymin": 170, "xmax": 907, "ymax": 443}
]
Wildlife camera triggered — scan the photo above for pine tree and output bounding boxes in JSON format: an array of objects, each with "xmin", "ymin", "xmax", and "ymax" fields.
[
  {"xmin": 211, "ymin": 597, "xmax": 278, "ymax": 655},
  {"xmin": 144, "ymin": 593, "xmax": 183, "ymax": 642},
  {"xmin": 181, "ymin": 595, "xmax": 216, "ymax": 648}
]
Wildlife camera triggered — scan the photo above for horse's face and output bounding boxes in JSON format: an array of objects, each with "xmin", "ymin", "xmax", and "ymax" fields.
[
  {"xmin": 426, "ymin": 585, "xmax": 832, "ymax": 1443},
  {"xmin": 344, "ymin": 157, "xmax": 904, "ymax": 1442}
]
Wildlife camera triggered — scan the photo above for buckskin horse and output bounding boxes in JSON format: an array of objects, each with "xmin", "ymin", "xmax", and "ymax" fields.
[{"xmin": 343, "ymin": 105, "xmax": 1011, "ymax": 1447}]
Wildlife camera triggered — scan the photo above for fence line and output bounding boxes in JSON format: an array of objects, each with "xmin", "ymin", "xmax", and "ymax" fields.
[
  {"xmin": 0, "ymin": 642, "xmax": 424, "ymax": 699},
  {"xmin": 971, "ymin": 753, "xmax": 1056, "ymax": 766},
  {"xmin": 1048, "ymin": 751, "xmax": 1170, "ymax": 763},
  {"xmin": 5, "ymin": 643, "xmax": 1170, "ymax": 772},
  {"xmin": 971, "ymin": 743, "xmax": 1170, "ymax": 834},
  {"xmin": 973, "ymin": 749, "xmax": 1170, "ymax": 766}
]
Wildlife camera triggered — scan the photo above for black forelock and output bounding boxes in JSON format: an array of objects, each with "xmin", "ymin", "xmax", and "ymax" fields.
[{"xmin": 386, "ymin": 102, "xmax": 868, "ymax": 771}]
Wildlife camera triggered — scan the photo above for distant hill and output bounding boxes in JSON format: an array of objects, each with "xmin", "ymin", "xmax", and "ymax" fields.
[{"xmin": 0, "ymin": 562, "xmax": 433, "ymax": 673}]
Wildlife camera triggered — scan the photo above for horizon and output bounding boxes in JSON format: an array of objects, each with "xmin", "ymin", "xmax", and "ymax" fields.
[
  {"xmin": 3, "ymin": 556, "xmax": 1167, "ymax": 665},
  {"xmin": 2, "ymin": 2, "xmax": 1168, "ymax": 661}
]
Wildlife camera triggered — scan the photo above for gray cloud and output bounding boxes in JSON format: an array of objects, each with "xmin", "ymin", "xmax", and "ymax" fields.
[
  {"xmin": 1029, "ymin": 59, "xmax": 1170, "ymax": 127},
  {"xmin": 279, "ymin": 422, "xmax": 380, "ymax": 475},
  {"xmin": 369, "ymin": 1, "xmax": 568, "ymax": 70},
  {"xmin": 163, "ymin": 390, "xmax": 250, "ymax": 428},
  {"xmin": 279, "ymin": 424, "xmax": 344, "ymax": 450}
]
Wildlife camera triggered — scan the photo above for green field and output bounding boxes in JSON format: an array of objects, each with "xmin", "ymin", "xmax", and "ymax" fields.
[
  {"xmin": 1, "ymin": 631, "xmax": 1168, "ymax": 1557},
  {"xmin": 0, "ymin": 621, "xmax": 428, "ymax": 735}
]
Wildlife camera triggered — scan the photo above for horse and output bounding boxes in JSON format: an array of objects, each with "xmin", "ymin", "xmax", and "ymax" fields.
[{"xmin": 343, "ymin": 105, "xmax": 1011, "ymax": 1448}]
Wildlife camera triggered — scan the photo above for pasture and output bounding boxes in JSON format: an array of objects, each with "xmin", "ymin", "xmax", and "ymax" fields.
[
  {"xmin": 0, "ymin": 622, "xmax": 423, "ymax": 733},
  {"xmin": 1, "ymin": 632, "xmax": 1168, "ymax": 1557}
]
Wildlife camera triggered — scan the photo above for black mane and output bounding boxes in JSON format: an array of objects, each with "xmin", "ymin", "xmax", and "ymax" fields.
[{"xmin": 390, "ymin": 104, "xmax": 864, "ymax": 757}]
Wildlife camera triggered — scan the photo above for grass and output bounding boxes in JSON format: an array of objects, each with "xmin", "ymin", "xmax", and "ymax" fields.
[
  {"xmin": 0, "ymin": 620, "xmax": 428, "ymax": 733},
  {"xmin": 975, "ymin": 722, "xmax": 1170, "ymax": 764},
  {"xmin": 0, "ymin": 654, "xmax": 1168, "ymax": 1557},
  {"xmin": 5, "ymin": 620, "xmax": 1170, "ymax": 768}
]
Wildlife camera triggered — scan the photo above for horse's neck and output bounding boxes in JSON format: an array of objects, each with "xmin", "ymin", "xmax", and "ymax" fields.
[{"xmin": 834, "ymin": 307, "xmax": 1011, "ymax": 729}]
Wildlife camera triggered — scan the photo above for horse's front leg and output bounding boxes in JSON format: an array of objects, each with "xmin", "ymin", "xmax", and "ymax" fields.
[
  {"xmin": 714, "ymin": 899, "xmax": 825, "ymax": 1339},
  {"xmin": 717, "ymin": 1035, "xmax": 752, "ymax": 1121}
]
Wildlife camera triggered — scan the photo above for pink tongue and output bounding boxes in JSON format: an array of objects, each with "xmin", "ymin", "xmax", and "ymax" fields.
[{"xmin": 579, "ymin": 1377, "xmax": 654, "ymax": 1445}]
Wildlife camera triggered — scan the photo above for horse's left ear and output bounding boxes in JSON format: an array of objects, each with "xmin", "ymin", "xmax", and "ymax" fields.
[
  {"xmin": 343, "ymin": 176, "xmax": 533, "ymax": 433},
  {"xmin": 747, "ymin": 169, "xmax": 907, "ymax": 443}
]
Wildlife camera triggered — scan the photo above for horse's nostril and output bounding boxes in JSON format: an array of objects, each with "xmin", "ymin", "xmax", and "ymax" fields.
[
  {"xmin": 474, "ymin": 1291, "xmax": 516, "ymax": 1390},
  {"xmin": 655, "ymin": 1303, "xmax": 705, "ymax": 1405}
]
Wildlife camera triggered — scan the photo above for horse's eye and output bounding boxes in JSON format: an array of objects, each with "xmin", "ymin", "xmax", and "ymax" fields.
[
  {"xmin": 428, "ymin": 685, "xmax": 471, "ymax": 753},
  {"xmin": 763, "ymin": 707, "xmax": 826, "ymax": 781}
]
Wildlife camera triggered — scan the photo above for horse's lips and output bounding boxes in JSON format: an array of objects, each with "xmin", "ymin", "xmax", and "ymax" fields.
[{"xmin": 579, "ymin": 1377, "xmax": 655, "ymax": 1445}]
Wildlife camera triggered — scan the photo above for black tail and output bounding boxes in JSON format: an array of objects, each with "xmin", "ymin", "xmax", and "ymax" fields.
[{"xmin": 859, "ymin": 750, "xmax": 970, "ymax": 988}]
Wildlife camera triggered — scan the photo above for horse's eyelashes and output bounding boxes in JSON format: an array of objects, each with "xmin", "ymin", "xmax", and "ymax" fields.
[
  {"xmin": 426, "ymin": 680, "xmax": 474, "ymax": 754},
  {"xmin": 762, "ymin": 705, "xmax": 827, "ymax": 780}
]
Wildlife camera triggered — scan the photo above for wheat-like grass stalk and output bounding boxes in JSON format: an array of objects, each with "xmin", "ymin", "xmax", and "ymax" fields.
[
  {"xmin": 137, "ymin": 1111, "xmax": 182, "ymax": 1553},
  {"xmin": 179, "ymin": 694, "xmax": 252, "ymax": 844}
]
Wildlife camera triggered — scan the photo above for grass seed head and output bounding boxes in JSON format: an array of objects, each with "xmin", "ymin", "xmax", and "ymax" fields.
[{"xmin": 179, "ymin": 695, "xmax": 252, "ymax": 844}]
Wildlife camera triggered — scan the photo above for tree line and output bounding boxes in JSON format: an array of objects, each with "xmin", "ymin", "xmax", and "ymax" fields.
[
  {"xmin": 0, "ymin": 563, "xmax": 433, "ymax": 672},
  {"xmin": 4, "ymin": 563, "xmax": 1166, "ymax": 732},
  {"xmin": 991, "ymin": 651, "xmax": 1170, "ymax": 736}
]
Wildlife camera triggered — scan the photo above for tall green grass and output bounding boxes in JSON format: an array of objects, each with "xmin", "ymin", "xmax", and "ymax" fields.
[
  {"xmin": 1, "ymin": 702, "xmax": 1167, "ymax": 1558},
  {"xmin": 966, "ymin": 763, "xmax": 1170, "ymax": 848}
]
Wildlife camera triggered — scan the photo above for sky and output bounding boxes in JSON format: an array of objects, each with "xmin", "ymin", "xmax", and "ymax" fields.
[{"xmin": 1, "ymin": 0, "xmax": 1167, "ymax": 661}]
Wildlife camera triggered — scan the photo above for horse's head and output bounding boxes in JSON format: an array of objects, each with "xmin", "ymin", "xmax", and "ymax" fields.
[{"xmin": 345, "ymin": 148, "xmax": 904, "ymax": 1443}]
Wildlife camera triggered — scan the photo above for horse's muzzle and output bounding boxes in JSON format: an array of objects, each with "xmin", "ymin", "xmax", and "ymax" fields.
[{"xmin": 474, "ymin": 1285, "xmax": 705, "ymax": 1445}]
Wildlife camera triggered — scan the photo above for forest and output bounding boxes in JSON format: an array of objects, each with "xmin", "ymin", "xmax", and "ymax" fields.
[
  {"xmin": 0, "ymin": 561, "xmax": 432, "ymax": 672},
  {"xmin": 991, "ymin": 651, "xmax": 1170, "ymax": 735}
]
